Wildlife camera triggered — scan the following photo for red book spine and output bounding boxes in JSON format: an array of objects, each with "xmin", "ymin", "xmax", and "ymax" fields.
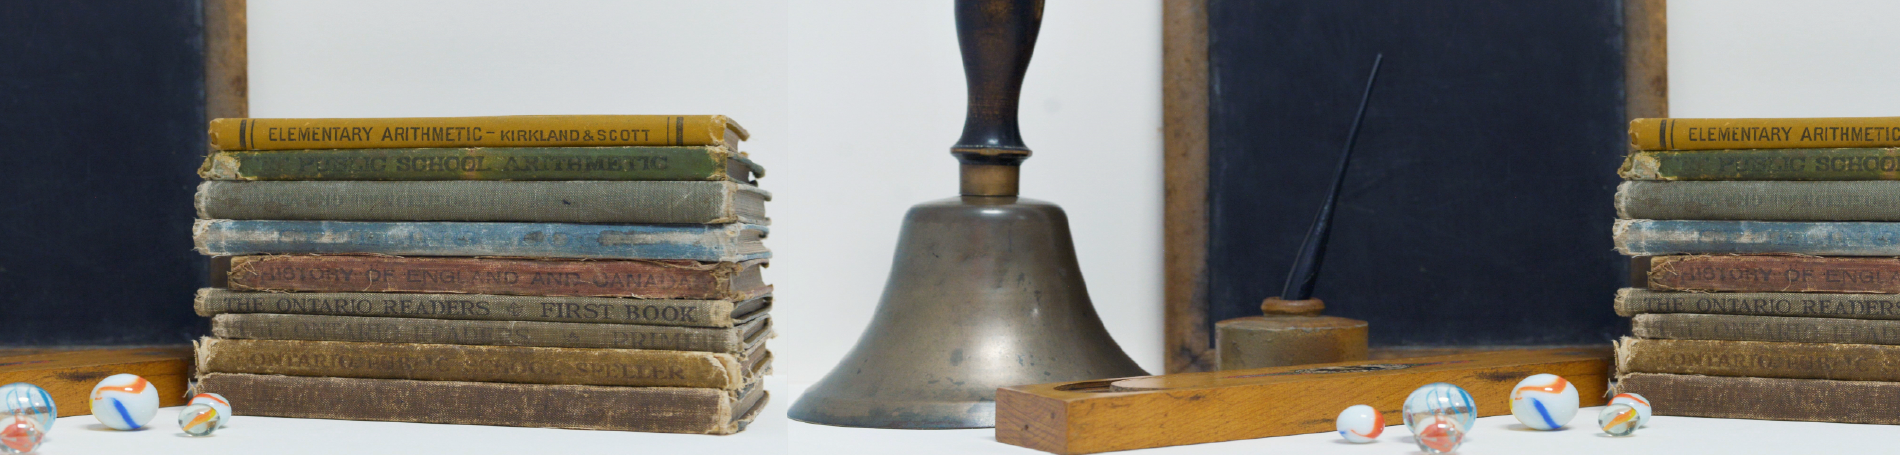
[{"xmin": 1649, "ymin": 255, "xmax": 1900, "ymax": 293}]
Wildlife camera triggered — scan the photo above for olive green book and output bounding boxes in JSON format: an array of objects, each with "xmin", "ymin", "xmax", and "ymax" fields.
[
  {"xmin": 195, "ymin": 337, "xmax": 771, "ymax": 389},
  {"xmin": 1620, "ymin": 148, "xmax": 1900, "ymax": 180},
  {"xmin": 194, "ymin": 180, "xmax": 769, "ymax": 225},
  {"xmin": 200, "ymin": 146, "xmax": 764, "ymax": 182}
]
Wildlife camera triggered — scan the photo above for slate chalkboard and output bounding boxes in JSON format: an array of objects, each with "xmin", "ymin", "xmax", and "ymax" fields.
[
  {"xmin": 1204, "ymin": 0, "xmax": 1630, "ymax": 346},
  {"xmin": 0, "ymin": 1, "xmax": 208, "ymax": 344}
]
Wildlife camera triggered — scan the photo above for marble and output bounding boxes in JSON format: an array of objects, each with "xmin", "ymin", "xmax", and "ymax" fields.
[
  {"xmin": 0, "ymin": 413, "xmax": 42, "ymax": 454},
  {"xmin": 1509, "ymin": 373, "xmax": 1579, "ymax": 430},
  {"xmin": 0, "ymin": 384, "xmax": 54, "ymax": 434},
  {"xmin": 1411, "ymin": 413, "xmax": 1467, "ymax": 454},
  {"xmin": 1598, "ymin": 404, "xmax": 1640, "ymax": 436},
  {"xmin": 90, "ymin": 374, "xmax": 158, "ymax": 430},
  {"xmin": 178, "ymin": 404, "xmax": 223, "ymax": 437},
  {"xmin": 1402, "ymin": 382, "xmax": 1477, "ymax": 431},
  {"xmin": 1609, "ymin": 393, "xmax": 1652, "ymax": 428},
  {"xmin": 1334, "ymin": 404, "xmax": 1384, "ymax": 443},
  {"xmin": 189, "ymin": 393, "xmax": 233, "ymax": 429},
  {"xmin": 1404, "ymin": 383, "xmax": 1475, "ymax": 454}
]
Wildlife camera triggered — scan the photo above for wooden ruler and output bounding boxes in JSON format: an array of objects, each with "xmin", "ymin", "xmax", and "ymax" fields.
[
  {"xmin": 0, "ymin": 346, "xmax": 192, "ymax": 416},
  {"xmin": 997, "ymin": 347, "xmax": 1612, "ymax": 454}
]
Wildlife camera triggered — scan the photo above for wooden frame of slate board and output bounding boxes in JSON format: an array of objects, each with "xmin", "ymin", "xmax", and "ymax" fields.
[
  {"xmin": 1161, "ymin": 0, "xmax": 1670, "ymax": 373},
  {"xmin": 207, "ymin": 0, "xmax": 249, "ymax": 125}
]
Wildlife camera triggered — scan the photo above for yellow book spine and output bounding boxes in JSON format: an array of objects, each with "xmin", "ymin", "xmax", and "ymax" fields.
[
  {"xmin": 208, "ymin": 115, "xmax": 747, "ymax": 151},
  {"xmin": 1631, "ymin": 117, "xmax": 1900, "ymax": 151}
]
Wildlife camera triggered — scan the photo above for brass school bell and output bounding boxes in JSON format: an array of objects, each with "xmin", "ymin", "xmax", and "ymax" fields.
[{"xmin": 787, "ymin": 0, "xmax": 1148, "ymax": 429}]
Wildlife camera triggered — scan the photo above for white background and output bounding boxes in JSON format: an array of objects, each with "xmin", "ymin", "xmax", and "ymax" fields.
[
  {"xmin": 248, "ymin": 0, "xmax": 1165, "ymax": 384},
  {"xmin": 1670, "ymin": 0, "xmax": 1900, "ymax": 118}
]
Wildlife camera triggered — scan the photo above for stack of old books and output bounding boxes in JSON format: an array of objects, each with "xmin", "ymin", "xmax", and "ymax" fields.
[
  {"xmin": 1612, "ymin": 116, "xmax": 1900, "ymax": 425},
  {"xmin": 189, "ymin": 115, "xmax": 772, "ymax": 434}
]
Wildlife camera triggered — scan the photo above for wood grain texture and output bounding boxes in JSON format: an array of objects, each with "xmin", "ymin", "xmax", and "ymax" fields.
[
  {"xmin": 203, "ymin": 0, "xmax": 246, "ymax": 122},
  {"xmin": 997, "ymin": 347, "xmax": 1611, "ymax": 454},
  {"xmin": 1369, "ymin": 344, "xmax": 1600, "ymax": 360},
  {"xmin": 1162, "ymin": 0, "xmax": 1212, "ymax": 374},
  {"xmin": 0, "ymin": 347, "xmax": 192, "ymax": 417},
  {"xmin": 1624, "ymin": 0, "xmax": 1667, "ymax": 121}
]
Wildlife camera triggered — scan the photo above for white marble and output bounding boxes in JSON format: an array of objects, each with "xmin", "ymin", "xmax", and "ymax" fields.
[
  {"xmin": 1510, "ymin": 374, "xmax": 1581, "ymax": 430},
  {"xmin": 1334, "ymin": 404, "xmax": 1384, "ymax": 443},
  {"xmin": 88, "ymin": 374, "xmax": 158, "ymax": 431}
]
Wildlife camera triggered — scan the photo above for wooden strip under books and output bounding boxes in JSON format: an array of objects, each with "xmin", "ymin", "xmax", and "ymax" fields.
[
  {"xmin": 0, "ymin": 347, "xmax": 192, "ymax": 417},
  {"xmin": 996, "ymin": 347, "xmax": 1612, "ymax": 454}
]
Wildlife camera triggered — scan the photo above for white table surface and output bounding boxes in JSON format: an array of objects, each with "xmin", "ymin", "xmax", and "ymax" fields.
[
  {"xmin": 36, "ymin": 378, "xmax": 1900, "ymax": 454},
  {"xmin": 41, "ymin": 378, "xmax": 789, "ymax": 454}
]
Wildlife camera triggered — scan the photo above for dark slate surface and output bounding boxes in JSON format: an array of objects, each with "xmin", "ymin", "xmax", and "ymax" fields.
[
  {"xmin": 0, "ymin": 1, "xmax": 207, "ymax": 343},
  {"xmin": 1206, "ymin": 0, "xmax": 1629, "ymax": 346}
]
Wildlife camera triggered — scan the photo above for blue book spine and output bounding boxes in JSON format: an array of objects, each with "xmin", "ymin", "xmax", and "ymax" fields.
[
  {"xmin": 193, "ymin": 220, "xmax": 769, "ymax": 262},
  {"xmin": 1615, "ymin": 220, "xmax": 1900, "ymax": 256}
]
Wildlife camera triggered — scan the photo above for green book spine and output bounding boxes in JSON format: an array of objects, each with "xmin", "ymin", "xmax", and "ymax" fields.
[
  {"xmin": 1615, "ymin": 181, "xmax": 1900, "ymax": 221},
  {"xmin": 209, "ymin": 313, "xmax": 771, "ymax": 354},
  {"xmin": 193, "ymin": 181, "xmax": 769, "ymax": 225},
  {"xmin": 1620, "ymin": 148, "xmax": 1900, "ymax": 180},
  {"xmin": 200, "ymin": 146, "xmax": 742, "ymax": 181}
]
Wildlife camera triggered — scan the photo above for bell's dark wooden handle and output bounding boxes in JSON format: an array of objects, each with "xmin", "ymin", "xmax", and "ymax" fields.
[{"xmin": 951, "ymin": 0, "xmax": 1042, "ymax": 165}]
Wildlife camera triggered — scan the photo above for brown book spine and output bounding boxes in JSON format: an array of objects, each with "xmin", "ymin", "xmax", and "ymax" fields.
[
  {"xmin": 195, "ymin": 288, "xmax": 769, "ymax": 328},
  {"xmin": 196, "ymin": 338, "xmax": 754, "ymax": 389},
  {"xmin": 1631, "ymin": 313, "xmax": 1900, "ymax": 345},
  {"xmin": 227, "ymin": 255, "xmax": 767, "ymax": 300},
  {"xmin": 1616, "ymin": 337, "xmax": 1900, "ymax": 382},
  {"xmin": 1616, "ymin": 373, "xmax": 1900, "ymax": 424},
  {"xmin": 1614, "ymin": 288, "xmax": 1900, "ymax": 319},
  {"xmin": 210, "ymin": 313, "xmax": 767, "ymax": 354},
  {"xmin": 1648, "ymin": 255, "xmax": 1900, "ymax": 293},
  {"xmin": 195, "ymin": 373, "xmax": 768, "ymax": 434}
]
